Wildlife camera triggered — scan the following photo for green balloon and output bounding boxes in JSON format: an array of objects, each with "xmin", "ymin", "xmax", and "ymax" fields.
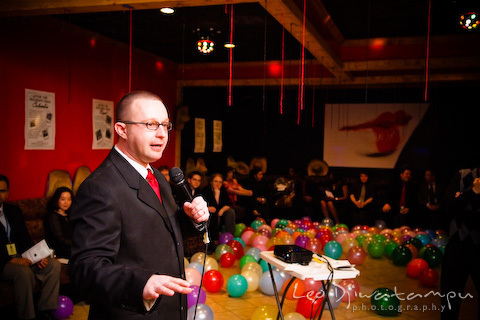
[
  {"xmin": 227, "ymin": 274, "xmax": 248, "ymax": 297},
  {"xmin": 372, "ymin": 234, "xmax": 387, "ymax": 243},
  {"xmin": 404, "ymin": 237, "xmax": 423, "ymax": 250},
  {"xmin": 239, "ymin": 254, "xmax": 257, "ymax": 269},
  {"xmin": 423, "ymin": 246, "xmax": 444, "ymax": 268},
  {"xmin": 384, "ymin": 240, "xmax": 399, "ymax": 259},
  {"xmin": 275, "ymin": 219, "xmax": 288, "ymax": 229},
  {"xmin": 392, "ymin": 245, "xmax": 412, "ymax": 266},
  {"xmin": 259, "ymin": 259, "xmax": 269, "ymax": 272},
  {"xmin": 371, "ymin": 287, "xmax": 400, "ymax": 316},
  {"xmin": 356, "ymin": 234, "xmax": 367, "ymax": 247},
  {"xmin": 234, "ymin": 223, "xmax": 246, "ymax": 237},
  {"xmin": 367, "ymin": 240, "xmax": 385, "ymax": 258}
]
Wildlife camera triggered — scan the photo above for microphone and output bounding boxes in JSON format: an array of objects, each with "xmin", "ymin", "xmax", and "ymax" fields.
[{"xmin": 169, "ymin": 167, "xmax": 208, "ymax": 232}]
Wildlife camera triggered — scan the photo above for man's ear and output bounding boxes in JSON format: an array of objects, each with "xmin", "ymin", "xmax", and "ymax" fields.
[{"xmin": 115, "ymin": 122, "xmax": 127, "ymax": 139}]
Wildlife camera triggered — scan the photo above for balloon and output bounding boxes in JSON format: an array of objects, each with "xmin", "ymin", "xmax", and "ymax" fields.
[
  {"xmin": 305, "ymin": 238, "xmax": 322, "ymax": 253},
  {"xmin": 295, "ymin": 290, "xmax": 325, "ymax": 318},
  {"xmin": 241, "ymin": 270, "xmax": 260, "ymax": 292},
  {"xmin": 405, "ymin": 243, "xmax": 419, "ymax": 260},
  {"xmin": 242, "ymin": 261, "xmax": 263, "ymax": 279},
  {"xmin": 246, "ymin": 247, "xmax": 261, "ymax": 261},
  {"xmin": 367, "ymin": 240, "xmax": 385, "ymax": 258},
  {"xmin": 347, "ymin": 246, "xmax": 367, "ymax": 265},
  {"xmin": 260, "ymin": 270, "xmax": 284, "ymax": 296},
  {"xmin": 185, "ymin": 267, "xmax": 202, "ymax": 286},
  {"xmin": 234, "ymin": 223, "xmax": 246, "ymax": 237},
  {"xmin": 271, "ymin": 219, "xmax": 280, "ymax": 229},
  {"xmin": 284, "ymin": 312, "xmax": 307, "ymax": 320},
  {"xmin": 233, "ymin": 237, "xmax": 246, "ymax": 249},
  {"xmin": 324, "ymin": 241, "xmax": 342, "ymax": 259},
  {"xmin": 337, "ymin": 279, "xmax": 360, "ymax": 302},
  {"xmin": 51, "ymin": 295, "xmax": 73, "ymax": 320},
  {"xmin": 303, "ymin": 278, "xmax": 322, "ymax": 292},
  {"xmin": 187, "ymin": 285, "xmax": 206, "ymax": 308},
  {"xmin": 415, "ymin": 233, "xmax": 431, "ymax": 246},
  {"xmin": 405, "ymin": 237, "xmax": 423, "ymax": 250},
  {"xmin": 341, "ymin": 237, "xmax": 357, "ymax": 254},
  {"xmin": 220, "ymin": 252, "xmax": 235, "ymax": 268},
  {"xmin": 406, "ymin": 258, "xmax": 429, "ymax": 278},
  {"xmin": 375, "ymin": 220, "xmax": 387, "ymax": 230},
  {"xmin": 239, "ymin": 254, "xmax": 257, "ymax": 269},
  {"xmin": 391, "ymin": 245, "xmax": 412, "ymax": 266},
  {"xmin": 252, "ymin": 235, "xmax": 269, "ymax": 250},
  {"xmin": 324, "ymin": 283, "xmax": 343, "ymax": 309},
  {"xmin": 202, "ymin": 269, "xmax": 224, "ymax": 293},
  {"xmin": 219, "ymin": 232, "xmax": 234, "ymax": 244},
  {"xmin": 226, "ymin": 240, "xmax": 245, "ymax": 260},
  {"xmin": 335, "ymin": 232, "xmax": 349, "ymax": 244},
  {"xmin": 370, "ymin": 287, "xmax": 400, "ymax": 316},
  {"xmin": 322, "ymin": 218, "xmax": 334, "ymax": 226},
  {"xmin": 252, "ymin": 305, "xmax": 278, "ymax": 320},
  {"xmin": 186, "ymin": 262, "xmax": 203, "ymax": 274},
  {"xmin": 419, "ymin": 268, "xmax": 440, "ymax": 287},
  {"xmin": 204, "ymin": 256, "xmax": 218, "ymax": 272},
  {"xmin": 215, "ymin": 244, "xmax": 234, "ymax": 260},
  {"xmin": 295, "ymin": 234, "xmax": 310, "ymax": 248},
  {"xmin": 281, "ymin": 278, "xmax": 305, "ymax": 300},
  {"xmin": 251, "ymin": 219, "xmax": 264, "ymax": 231},
  {"xmin": 241, "ymin": 230, "xmax": 255, "ymax": 245},
  {"xmin": 187, "ymin": 304, "xmax": 214, "ymax": 320},
  {"xmin": 259, "ymin": 259, "xmax": 270, "ymax": 273},
  {"xmin": 423, "ymin": 246, "xmax": 444, "ymax": 268},
  {"xmin": 384, "ymin": 239, "xmax": 399, "ymax": 259},
  {"xmin": 227, "ymin": 274, "xmax": 248, "ymax": 297},
  {"xmin": 191, "ymin": 252, "xmax": 206, "ymax": 264},
  {"xmin": 276, "ymin": 219, "xmax": 289, "ymax": 229}
]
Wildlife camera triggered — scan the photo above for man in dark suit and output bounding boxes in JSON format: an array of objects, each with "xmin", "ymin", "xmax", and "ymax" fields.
[
  {"xmin": 0, "ymin": 175, "xmax": 61, "ymax": 320},
  {"xmin": 69, "ymin": 91, "xmax": 209, "ymax": 320}
]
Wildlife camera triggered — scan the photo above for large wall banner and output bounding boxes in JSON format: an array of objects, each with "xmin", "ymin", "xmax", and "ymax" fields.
[
  {"xmin": 324, "ymin": 103, "xmax": 429, "ymax": 168},
  {"xmin": 25, "ymin": 89, "xmax": 55, "ymax": 150}
]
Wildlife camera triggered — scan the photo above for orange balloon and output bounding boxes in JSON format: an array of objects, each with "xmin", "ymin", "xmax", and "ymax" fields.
[
  {"xmin": 405, "ymin": 243, "xmax": 418, "ymax": 259},
  {"xmin": 281, "ymin": 278, "xmax": 305, "ymax": 300}
]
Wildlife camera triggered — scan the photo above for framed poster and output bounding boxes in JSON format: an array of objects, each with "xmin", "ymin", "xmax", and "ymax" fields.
[
  {"xmin": 213, "ymin": 120, "xmax": 222, "ymax": 152},
  {"xmin": 324, "ymin": 103, "xmax": 429, "ymax": 168},
  {"xmin": 25, "ymin": 89, "xmax": 55, "ymax": 150},
  {"xmin": 92, "ymin": 99, "xmax": 114, "ymax": 149},
  {"xmin": 194, "ymin": 118, "xmax": 205, "ymax": 153}
]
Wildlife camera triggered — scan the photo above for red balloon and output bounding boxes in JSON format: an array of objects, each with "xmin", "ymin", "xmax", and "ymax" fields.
[
  {"xmin": 419, "ymin": 268, "xmax": 439, "ymax": 287},
  {"xmin": 406, "ymin": 258, "xmax": 429, "ymax": 278},
  {"xmin": 202, "ymin": 270, "xmax": 224, "ymax": 293},
  {"xmin": 318, "ymin": 234, "xmax": 333, "ymax": 249},
  {"xmin": 295, "ymin": 290, "xmax": 325, "ymax": 318},
  {"xmin": 227, "ymin": 240, "xmax": 245, "ymax": 260},
  {"xmin": 220, "ymin": 252, "xmax": 235, "ymax": 268},
  {"xmin": 337, "ymin": 279, "xmax": 360, "ymax": 302},
  {"xmin": 347, "ymin": 246, "xmax": 367, "ymax": 265},
  {"xmin": 303, "ymin": 278, "xmax": 322, "ymax": 292}
]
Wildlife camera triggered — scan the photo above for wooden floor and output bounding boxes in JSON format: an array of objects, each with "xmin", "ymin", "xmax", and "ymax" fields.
[{"xmin": 68, "ymin": 248, "xmax": 478, "ymax": 320}]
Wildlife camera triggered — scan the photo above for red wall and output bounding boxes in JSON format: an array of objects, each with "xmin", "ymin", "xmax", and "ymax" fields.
[{"xmin": 0, "ymin": 17, "xmax": 178, "ymax": 200}]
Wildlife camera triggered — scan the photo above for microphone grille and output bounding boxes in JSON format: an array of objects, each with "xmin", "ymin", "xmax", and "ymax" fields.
[{"xmin": 169, "ymin": 167, "xmax": 184, "ymax": 184}]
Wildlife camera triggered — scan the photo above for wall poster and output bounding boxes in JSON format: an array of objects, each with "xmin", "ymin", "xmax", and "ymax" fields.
[
  {"xmin": 324, "ymin": 103, "xmax": 429, "ymax": 168},
  {"xmin": 213, "ymin": 120, "xmax": 223, "ymax": 152},
  {"xmin": 92, "ymin": 99, "xmax": 114, "ymax": 149},
  {"xmin": 25, "ymin": 89, "xmax": 55, "ymax": 150},
  {"xmin": 194, "ymin": 118, "xmax": 206, "ymax": 153}
]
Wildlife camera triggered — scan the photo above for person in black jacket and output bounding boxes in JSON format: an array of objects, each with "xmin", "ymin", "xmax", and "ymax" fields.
[{"xmin": 0, "ymin": 174, "xmax": 61, "ymax": 320}]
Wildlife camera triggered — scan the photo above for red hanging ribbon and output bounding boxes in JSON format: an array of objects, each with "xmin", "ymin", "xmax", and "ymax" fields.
[{"xmin": 424, "ymin": 0, "xmax": 432, "ymax": 102}]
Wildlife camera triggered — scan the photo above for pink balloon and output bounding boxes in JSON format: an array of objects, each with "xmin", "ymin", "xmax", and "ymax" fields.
[
  {"xmin": 241, "ymin": 230, "xmax": 254, "ymax": 245},
  {"xmin": 271, "ymin": 219, "xmax": 280, "ymax": 229},
  {"xmin": 347, "ymin": 246, "xmax": 367, "ymax": 265},
  {"xmin": 185, "ymin": 267, "xmax": 202, "ymax": 287},
  {"xmin": 335, "ymin": 233, "xmax": 349, "ymax": 244},
  {"xmin": 252, "ymin": 235, "xmax": 269, "ymax": 249},
  {"xmin": 305, "ymin": 238, "xmax": 322, "ymax": 253},
  {"xmin": 303, "ymin": 278, "xmax": 322, "ymax": 292}
]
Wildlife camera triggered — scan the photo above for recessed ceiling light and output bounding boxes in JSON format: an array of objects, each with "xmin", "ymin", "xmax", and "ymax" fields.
[{"xmin": 160, "ymin": 7, "xmax": 174, "ymax": 14}]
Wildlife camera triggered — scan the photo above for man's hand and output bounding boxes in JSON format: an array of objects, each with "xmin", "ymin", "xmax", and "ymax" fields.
[
  {"xmin": 184, "ymin": 196, "xmax": 210, "ymax": 223},
  {"xmin": 36, "ymin": 257, "xmax": 49, "ymax": 269},
  {"xmin": 143, "ymin": 275, "xmax": 193, "ymax": 300},
  {"xmin": 473, "ymin": 177, "xmax": 480, "ymax": 194}
]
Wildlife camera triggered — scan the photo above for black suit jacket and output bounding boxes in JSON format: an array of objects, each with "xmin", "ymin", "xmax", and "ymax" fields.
[
  {"xmin": 0, "ymin": 203, "xmax": 35, "ymax": 274},
  {"xmin": 69, "ymin": 148, "xmax": 187, "ymax": 320}
]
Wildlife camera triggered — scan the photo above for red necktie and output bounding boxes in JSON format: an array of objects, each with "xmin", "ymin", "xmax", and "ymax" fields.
[{"xmin": 147, "ymin": 169, "xmax": 162, "ymax": 202}]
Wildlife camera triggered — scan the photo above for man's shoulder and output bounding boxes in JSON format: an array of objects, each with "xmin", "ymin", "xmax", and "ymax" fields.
[{"xmin": 3, "ymin": 202, "xmax": 23, "ymax": 214}]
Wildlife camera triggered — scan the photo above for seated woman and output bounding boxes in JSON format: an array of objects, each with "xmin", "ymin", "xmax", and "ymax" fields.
[
  {"xmin": 44, "ymin": 186, "xmax": 73, "ymax": 259},
  {"xmin": 202, "ymin": 173, "xmax": 236, "ymax": 243},
  {"xmin": 223, "ymin": 167, "xmax": 255, "ymax": 223}
]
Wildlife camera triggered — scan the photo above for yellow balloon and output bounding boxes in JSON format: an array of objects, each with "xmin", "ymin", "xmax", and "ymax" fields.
[
  {"xmin": 241, "ymin": 270, "xmax": 260, "ymax": 292},
  {"xmin": 204, "ymin": 256, "xmax": 219, "ymax": 272},
  {"xmin": 242, "ymin": 261, "xmax": 263, "ymax": 279},
  {"xmin": 190, "ymin": 252, "xmax": 205, "ymax": 264},
  {"xmin": 252, "ymin": 305, "xmax": 278, "ymax": 320}
]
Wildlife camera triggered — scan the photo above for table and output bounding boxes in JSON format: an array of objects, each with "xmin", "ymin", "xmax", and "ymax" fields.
[{"xmin": 260, "ymin": 251, "xmax": 360, "ymax": 320}]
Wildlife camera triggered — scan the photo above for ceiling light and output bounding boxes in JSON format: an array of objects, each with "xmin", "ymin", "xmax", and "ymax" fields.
[
  {"xmin": 224, "ymin": 43, "xmax": 236, "ymax": 49},
  {"xmin": 197, "ymin": 37, "xmax": 215, "ymax": 54},
  {"xmin": 459, "ymin": 12, "xmax": 479, "ymax": 30},
  {"xmin": 160, "ymin": 7, "xmax": 174, "ymax": 14}
]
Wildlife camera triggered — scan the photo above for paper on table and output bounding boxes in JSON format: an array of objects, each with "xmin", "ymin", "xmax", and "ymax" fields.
[{"xmin": 22, "ymin": 239, "xmax": 51, "ymax": 264}]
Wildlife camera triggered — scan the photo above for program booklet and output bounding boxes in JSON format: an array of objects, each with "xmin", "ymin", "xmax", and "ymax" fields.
[{"xmin": 21, "ymin": 239, "xmax": 51, "ymax": 264}]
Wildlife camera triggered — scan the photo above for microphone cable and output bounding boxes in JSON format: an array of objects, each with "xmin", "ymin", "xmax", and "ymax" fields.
[{"xmin": 192, "ymin": 222, "xmax": 210, "ymax": 320}]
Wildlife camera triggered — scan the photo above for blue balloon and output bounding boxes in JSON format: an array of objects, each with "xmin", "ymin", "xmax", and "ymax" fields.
[
  {"xmin": 259, "ymin": 259, "xmax": 269, "ymax": 272},
  {"xmin": 186, "ymin": 262, "xmax": 203, "ymax": 274},
  {"xmin": 259, "ymin": 270, "xmax": 284, "ymax": 296},
  {"xmin": 415, "ymin": 234, "xmax": 430, "ymax": 247},
  {"xmin": 187, "ymin": 304, "xmax": 214, "ymax": 320},
  {"xmin": 246, "ymin": 247, "xmax": 261, "ymax": 261},
  {"xmin": 233, "ymin": 237, "xmax": 246, "ymax": 248},
  {"xmin": 324, "ymin": 241, "xmax": 342, "ymax": 260}
]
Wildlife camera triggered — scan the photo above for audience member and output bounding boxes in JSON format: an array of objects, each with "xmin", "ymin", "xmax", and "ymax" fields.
[
  {"xmin": 381, "ymin": 166, "xmax": 419, "ymax": 228},
  {"xmin": 243, "ymin": 167, "xmax": 271, "ymax": 223},
  {"xmin": 349, "ymin": 170, "xmax": 376, "ymax": 226},
  {"xmin": 44, "ymin": 187, "xmax": 74, "ymax": 259},
  {"xmin": 320, "ymin": 170, "xmax": 347, "ymax": 224},
  {"xmin": 201, "ymin": 173, "xmax": 236, "ymax": 242},
  {"xmin": 158, "ymin": 165, "xmax": 170, "ymax": 183},
  {"xmin": 186, "ymin": 171, "xmax": 203, "ymax": 197},
  {"xmin": 417, "ymin": 168, "xmax": 446, "ymax": 230},
  {"xmin": 440, "ymin": 165, "xmax": 480, "ymax": 319},
  {"xmin": 223, "ymin": 166, "xmax": 254, "ymax": 224},
  {"xmin": 0, "ymin": 174, "xmax": 61, "ymax": 320}
]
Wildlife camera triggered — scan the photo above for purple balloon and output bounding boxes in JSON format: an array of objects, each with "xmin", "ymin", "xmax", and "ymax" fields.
[
  {"xmin": 295, "ymin": 234, "xmax": 309, "ymax": 248},
  {"xmin": 51, "ymin": 295, "xmax": 73, "ymax": 320},
  {"xmin": 219, "ymin": 232, "xmax": 234, "ymax": 244},
  {"xmin": 187, "ymin": 285, "xmax": 207, "ymax": 308}
]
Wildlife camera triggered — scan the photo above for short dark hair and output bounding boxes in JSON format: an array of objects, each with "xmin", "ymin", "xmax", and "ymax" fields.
[
  {"xmin": 158, "ymin": 165, "xmax": 169, "ymax": 172},
  {"xmin": 188, "ymin": 171, "xmax": 203, "ymax": 179},
  {"xmin": 116, "ymin": 90, "xmax": 163, "ymax": 121},
  {"xmin": 0, "ymin": 175, "xmax": 9, "ymax": 190},
  {"xmin": 47, "ymin": 187, "xmax": 73, "ymax": 212}
]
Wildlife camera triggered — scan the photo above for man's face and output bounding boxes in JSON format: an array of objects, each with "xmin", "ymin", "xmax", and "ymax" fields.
[
  {"xmin": 115, "ymin": 98, "xmax": 169, "ymax": 167},
  {"xmin": 188, "ymin": 174, "xmax": 202, "ymax": 190},
  {"xmin": 0, "ymin": 181, "xmax": 9, "ymax": 207},
  {"xmin": 360, "ymin": 173, "xmax": 369, "ymax": 183},
  {"xmin": 424, "ymin": 170, "xmax": 434, "ymax": 183},
  {"xmin": 401, "ymin": 170, "xmax": 412, "ymax": 183},
  {"xmin": 160, "ymin": 169, "xmax": 170, "ymax": 182}
]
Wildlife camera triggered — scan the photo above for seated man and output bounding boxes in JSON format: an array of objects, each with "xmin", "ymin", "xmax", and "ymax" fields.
[{"xmin": 0, "ymin": 174, "xmax": 61, "ymax": 320}]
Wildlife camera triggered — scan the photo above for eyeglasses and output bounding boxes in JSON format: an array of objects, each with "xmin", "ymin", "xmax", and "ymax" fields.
[{"xmin": 117, "ymin": 121, "xmax": 173, "ymax": 131}]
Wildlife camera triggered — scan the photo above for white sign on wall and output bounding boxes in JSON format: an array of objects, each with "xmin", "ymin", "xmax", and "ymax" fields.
[{"xmin": 25, "ymin": 89, "xmax": 55, "ymax": 150}]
